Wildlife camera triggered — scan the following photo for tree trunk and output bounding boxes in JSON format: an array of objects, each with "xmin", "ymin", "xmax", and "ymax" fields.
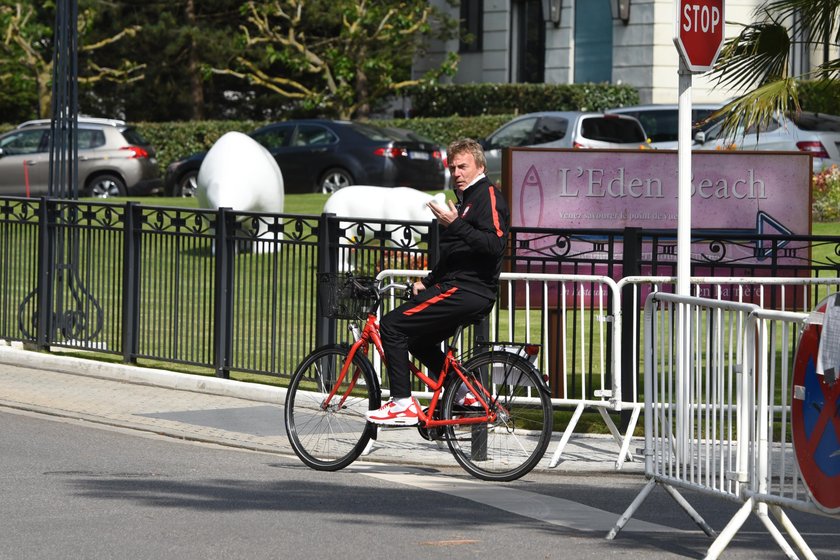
[
  {"xmin": 354, "ymin": 65, "xmax": 369, "ymax": 119},
  {"xmin": 37, "ymin": 68, "xmax": 51, "ymax": 118},
  {"xmin": 186, "ymin": 0, "xmax": 205, "ymax": 120}
]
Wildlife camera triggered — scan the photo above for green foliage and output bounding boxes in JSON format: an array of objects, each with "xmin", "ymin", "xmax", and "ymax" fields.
[
  {"xmin": 813, "ymin": 165, "xmax": 840, "ymax": 222},
  {"xmin": 131, "ymin": 115, "xmax": 513, "ymax": 171},
  {"xmin": 134, "ymin": 120, "xmax": 262, "ymax": 172},
  {"xmin": 709, "ymin": 0, "xmax": 840, "ymax": 138},
  {"xmin": 0, "ymin": 0, "xmax": 144, "ymax": 119},
  {"xmin": 83, "ymin": 0, "xmax": 247, "ymax": 121},
  {"xmin": 376, "ymin": 115, "xmax": 514, "ymax": 145},
  {"xmin": 407, "ymin": 83, "xmax": 640, "ymax": 117},
  {"xmin": 798, "ymin": 80, "xmax": 840, "ymax": 115},
  {"xmin": 217, "ymin": 0, "xmax": 458, "ymax": 120}
]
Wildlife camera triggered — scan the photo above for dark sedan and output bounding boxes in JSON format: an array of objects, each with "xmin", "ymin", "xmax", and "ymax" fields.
[{"xmin": 164, "ymin": 119, "xmax": 448, "ymax": 196}]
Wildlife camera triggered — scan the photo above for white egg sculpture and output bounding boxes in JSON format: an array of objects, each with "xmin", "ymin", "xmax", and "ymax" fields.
[
  {"xmin": 323, "ymin": 185, "xmax": 445, "ymax": 271},
  {"xmin": 196, "ymin": 131, "xmax": 284, "ymax": 252}
]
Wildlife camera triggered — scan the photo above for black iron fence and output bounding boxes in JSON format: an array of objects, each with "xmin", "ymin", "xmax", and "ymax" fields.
[
  {"xmin": 1, "ymin": 196, "xmax": 839, "ymax": 387},
  {"xmin": 0, "ymin": 197, "xmax": 442, "ymax": 379}
]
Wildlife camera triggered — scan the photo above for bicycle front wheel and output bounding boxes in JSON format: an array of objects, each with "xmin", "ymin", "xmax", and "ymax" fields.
[
  {"xmin": 443, "ymin": 351, "xmax": 553, "ymax": 482},
  {"xmin": 285, "ymin": 344, "xmax": 380, "ymax": 471}
]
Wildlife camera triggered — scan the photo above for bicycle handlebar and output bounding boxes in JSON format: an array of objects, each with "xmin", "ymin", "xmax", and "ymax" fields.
[
  {"xmin": 378, "ymin": 281, "xmax": 413, "ymax": 299},
  {"xmin": 345, "ymin": 275, "xmax": 413, "ymax": 304}
]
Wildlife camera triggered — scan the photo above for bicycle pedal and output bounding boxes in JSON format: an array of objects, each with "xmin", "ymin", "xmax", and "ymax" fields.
[
  {"xmin": 417, "ymin": 425, "xmax": 444, "ymax": 441},
  {"xmin": 417, "ymin": 408, "xmax": 443, "ymax": 441}
]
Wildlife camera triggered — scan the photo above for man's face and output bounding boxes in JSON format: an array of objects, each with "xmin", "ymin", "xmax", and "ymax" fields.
[{"xmin": 449, "ymin": 151, "xmax": 484, "ymax": 193}]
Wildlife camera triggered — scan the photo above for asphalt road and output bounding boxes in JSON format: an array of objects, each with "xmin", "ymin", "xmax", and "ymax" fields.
[{"xmin": 3, "ymin": 407, "xmax": 838, "ymax": 560}]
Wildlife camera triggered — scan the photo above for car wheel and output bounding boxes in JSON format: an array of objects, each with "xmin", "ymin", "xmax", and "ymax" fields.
[
  {"xmin": 86, "ymin": 173, "xmax": 127, "ymax": 198},
  {"xmin": 177, "ymin": 171, "xmax": 199, "ymax": 197},
  {"xmin": 317, "ymin": 168, "xmax": 353, "ymax": 194}
]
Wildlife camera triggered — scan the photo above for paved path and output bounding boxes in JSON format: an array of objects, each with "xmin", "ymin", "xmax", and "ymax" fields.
[{"xmin": 0, "ymin": 343, "xmax": 641, "ymax": 474}]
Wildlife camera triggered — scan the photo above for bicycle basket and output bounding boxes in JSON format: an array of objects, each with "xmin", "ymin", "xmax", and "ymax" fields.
[{"xmin": 319, "ymin": 273, "xmax": 378, "ymax": 320}]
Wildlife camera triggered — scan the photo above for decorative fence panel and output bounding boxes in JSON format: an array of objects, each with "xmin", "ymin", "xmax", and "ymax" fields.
[{"xmin": 2, "ymin": 196, "xmax": 840, "ymax": 397}]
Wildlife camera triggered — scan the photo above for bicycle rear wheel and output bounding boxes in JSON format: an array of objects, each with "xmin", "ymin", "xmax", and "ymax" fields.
[
  {"xmin": 442, "ymin": 351, "xmax": 553, "ymax": 482},
  {"xmin": 285, "ymin": 344, "xmax": 380, "ymax": 471}
]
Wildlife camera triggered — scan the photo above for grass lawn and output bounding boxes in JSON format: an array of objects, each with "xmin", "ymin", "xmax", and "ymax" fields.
[{"xmin": 101, "ymin": 189, "xmax": 457, "ymax": 216}]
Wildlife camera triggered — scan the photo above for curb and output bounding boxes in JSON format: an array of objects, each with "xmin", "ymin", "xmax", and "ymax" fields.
[{"xmin": 0, "ymin": 343, "xmax": 286, "ymax": 405}]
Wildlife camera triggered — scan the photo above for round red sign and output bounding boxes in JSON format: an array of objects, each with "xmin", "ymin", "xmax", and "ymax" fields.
[
  {"xmin": 791, "ymin": 294, "xmax": 840, "ymax": 513},
  {"xmin": 673, "ymin": 0, "xmax": 725, "ymax": 73}
]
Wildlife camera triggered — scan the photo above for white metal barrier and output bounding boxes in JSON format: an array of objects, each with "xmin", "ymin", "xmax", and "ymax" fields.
[
  {"xmin": 616, "ymin": 275, "xmax": 840, "ymax": 412},
  {"xmin": 612, "ymin": 276, "xmax": 840, "ymax": 469},
  {"xmin": 376, "ymin": 269, "xmax": 625, "ymax": 466},
  {"xmin": 609, "ymin": 291, "xmax": 836, "ymax": 559},
  {"xmin": 373, "ymin": 271, "xmax": 840, "ymax": 473}
]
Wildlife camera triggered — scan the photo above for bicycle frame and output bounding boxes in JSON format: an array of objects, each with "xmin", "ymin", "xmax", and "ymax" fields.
[{"xmin": 321, "ymin": 312, "xmax": 499, "ymax": 427}]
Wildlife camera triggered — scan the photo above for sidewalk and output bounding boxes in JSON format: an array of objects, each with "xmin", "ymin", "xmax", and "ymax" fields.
[{"xmin": 0, "ymin": 343, "xmax": 643, "ymax": 474}]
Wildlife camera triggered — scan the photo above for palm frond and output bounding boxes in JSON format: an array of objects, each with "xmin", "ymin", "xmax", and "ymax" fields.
[
  {"xmin": 762, "ymin": 0, "xmax": 840, "ymax": 45},
  {"xmin": 708, "ymin": 79, "xmax": 800, "ymax": 142},
  {"xmin": 710, "ymin": 22, "xmax": 791, "ymax": 91},
  {"xmin": 817, "ymin": 57, "xmax": 840, "ymax": 79}
]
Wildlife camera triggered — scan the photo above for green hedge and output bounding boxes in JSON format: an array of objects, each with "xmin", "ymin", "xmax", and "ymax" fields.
[
  {"xmin": 799, "ymin": 80, "xmax": 840, "ymax": 115},
  {"xmin": 407, "ymin": 82, "xmax": 640, "ymax": 117},
  {"xmin": 135, "ymin": 120, "xmax": 261, "ymax": 176},
  {"xmin": 376, "ymin": 114, "xmax": 514, "ymax": 145},
  {"xmin": 135, "ymin": 115, "xmax": 514, "ymax": 172},
  {"xmin": 0, "ymin": 117, "xmax": 512, "ymax": 174}
]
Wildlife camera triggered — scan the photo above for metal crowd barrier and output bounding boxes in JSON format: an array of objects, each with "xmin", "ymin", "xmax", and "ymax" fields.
[
  {"xmin": 373, "ymin": 272, "xmax": 840, "ymax": 474},
  {"xmin": 613, "ymin": 276, "xmax": 840, "ymax": 467},
  {"xmin": 375, "ymin": 269, "xmax": 624, "ymax": 467},
  {"xmin": 608, "ymin": 291, "xmax": 837, "ymax": 559}
]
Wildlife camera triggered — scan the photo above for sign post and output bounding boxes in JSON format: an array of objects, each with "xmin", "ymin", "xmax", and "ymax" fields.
[
  {"xmin": 673, "ymin": 0, "xmax": 725, "ymax": 295},
  {"xmin": 673, "ymin": 0, "xmax": 724, "ymax": 459}
]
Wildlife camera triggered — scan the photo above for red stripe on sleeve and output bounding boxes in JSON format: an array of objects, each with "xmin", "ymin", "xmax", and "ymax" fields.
[{"xmin": 488, "ymin": 186, "xmax": 503, "ymax": 237}]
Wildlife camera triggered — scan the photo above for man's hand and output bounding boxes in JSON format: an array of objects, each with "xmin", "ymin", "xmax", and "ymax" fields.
[
  {"xmin": 412, "ymin": 281, "xmax": 426, "ymax": 296},
  {"xmin": 428, "ymin": 199, "xmax": 458, "ymax": 227}
]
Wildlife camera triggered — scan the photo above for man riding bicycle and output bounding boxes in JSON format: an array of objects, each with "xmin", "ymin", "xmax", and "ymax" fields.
[{"xmin": 366, "ymin": 138, "xmax": 511, "ymax": 425}]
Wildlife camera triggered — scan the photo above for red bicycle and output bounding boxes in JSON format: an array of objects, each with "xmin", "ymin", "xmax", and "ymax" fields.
[{"xmin": 284, "ymin": 273, "xmax": 553, "ymax": 482}]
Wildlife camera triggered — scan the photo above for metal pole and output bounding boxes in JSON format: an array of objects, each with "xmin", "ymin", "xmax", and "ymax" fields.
[
  {"xmin": 48, "ymin": 0, "xmax": 79, "ymax": 199},
  {"xmin": 677, "ymin": 60, "xmax": 692, "ymax": 297},
  {"xmin": 676, "ymin": 60, "xmax": 693, "ymax": 462}
]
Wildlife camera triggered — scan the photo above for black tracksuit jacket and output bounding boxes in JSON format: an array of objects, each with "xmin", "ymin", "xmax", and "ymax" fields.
[{"xmin": 421, "ymin": 175, "xmax": 510, "ymax": 299}]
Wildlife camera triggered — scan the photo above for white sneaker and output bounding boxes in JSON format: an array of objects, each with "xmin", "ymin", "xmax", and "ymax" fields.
[
  {"xmin": 455, "ymin": 385, "xmax": 481, "ymax": 408},
  {"xmin": 366, "ymin": 398, "xmax": 420, "ymax": 426}
]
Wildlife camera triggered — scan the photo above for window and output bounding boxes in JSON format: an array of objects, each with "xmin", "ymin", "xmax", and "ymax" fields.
[
  {"xmin": 513, "ymin": 0, "xmax": 545, "ymax": 83},
  {"xmin": 574, "ymin": 0, "xmax": 612, "ymax": 83},
  {"xmin": 251, "ymin": 125, "xmax": 293, "ymax": 150},
  {"xmin": 120, "ymin": 127, "xmax": 150, "ymax": 146},
  {"xmin": 294, "ymin": 125, "xmax": 337, "ymax": 146},
  {"xmin": 77, "ymin": 129, "xmax": 106, "ymax": 149},
  {"xmin": 745, "ymin": 119, "xmax": 780, "ymax": 135},
  {"xmin": 459, "ymin": 0, "xmax": 483, "ymax": 53},
  {"xmin": 581, "ymin": 117, "xmax": 646, "ymax": 143},
  {"xmin": 0, "ymin": 130, "xmax": 45, "ymax": 155},
  {"xmin": 792, "ymin": 113, "xmax": 840, "ymax": 132},
  {"xmin": 486, "ymin": 117, "xmax": 538, "ymax": 149},
  {"xmin": 533, "ymin": 117, "xmax": 568, "ymax": 144}
]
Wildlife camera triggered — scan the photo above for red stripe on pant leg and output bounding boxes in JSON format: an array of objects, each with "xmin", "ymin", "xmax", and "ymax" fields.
[{"xmin": 403, "ymin": 287, "xmax": 459, "ymax": 316}]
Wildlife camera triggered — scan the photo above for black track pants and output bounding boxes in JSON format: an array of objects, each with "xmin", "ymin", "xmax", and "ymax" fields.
[{"xmin": 380, "ymin": 282, "xmax": 494, "ymax": 399}]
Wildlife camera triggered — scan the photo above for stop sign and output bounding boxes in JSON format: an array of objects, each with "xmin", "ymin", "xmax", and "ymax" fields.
[{"xmin": 674, "ymin": 0, "xmax": 725, "ymax": 73}]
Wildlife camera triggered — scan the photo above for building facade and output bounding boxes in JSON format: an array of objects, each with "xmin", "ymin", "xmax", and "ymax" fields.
[{"xmin": 417, "ymin": 0, "xmax": 828, "ymax": 105}]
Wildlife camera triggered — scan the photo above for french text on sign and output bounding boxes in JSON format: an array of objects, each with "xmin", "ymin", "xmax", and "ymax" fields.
[{"xmin": 682, "ymin": 3, "xmax": 721, "ymax": 33}]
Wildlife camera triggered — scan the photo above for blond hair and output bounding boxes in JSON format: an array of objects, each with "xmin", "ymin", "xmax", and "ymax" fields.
[{"xmin": 447, "ymin": 138, "xmax": 486, "ymax": 170}]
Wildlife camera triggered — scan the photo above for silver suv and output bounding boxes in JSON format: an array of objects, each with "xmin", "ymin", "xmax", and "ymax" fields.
[
  {"xmin": 480, "ymin": 111, "xmax": 648, "ymax": 185},
  {"xmin": 0, "ymin": 117, "xmax": 162, "ymax": 198}
]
